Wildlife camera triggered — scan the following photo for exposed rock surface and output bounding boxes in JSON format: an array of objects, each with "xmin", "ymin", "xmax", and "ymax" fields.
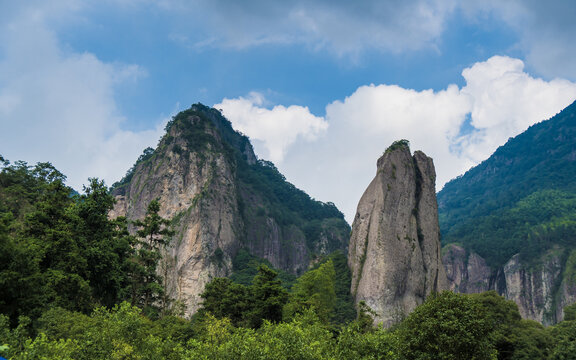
[
  {"xmin": 348, "ymin": 142, "xmax": 448, "ymax": 327},
  {"xmin": 111, "ymin": 104, "xmax": 349, "ymax": 315},
  {"xmin": 443, "ymin": 245, "xmax": 576, "ymax": 325},
  {"xmin": 442, "ymin": 244, "xmax": 492, "ymax": 294}
]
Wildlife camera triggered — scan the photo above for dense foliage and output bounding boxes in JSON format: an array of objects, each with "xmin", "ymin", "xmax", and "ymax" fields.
[
  {"xmin": 0, "ymin": 159, "xmax": 173, "ymax": 325},
  {"xmin": 2, "ymin": 284, "xmax": 575, "ymax": 359},
  {"xmin": 438, "ymin": 101, "xmax": 576, "ymax": 268},
  {"xmin": 230, "ymin": 248, "xmax": 297, "ymax": 288}
]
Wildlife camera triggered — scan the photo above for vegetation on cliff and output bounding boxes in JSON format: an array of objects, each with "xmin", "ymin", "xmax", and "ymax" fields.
[
  {"xmin": 439, "ymin": 101, "xmax": 576, "ymax": 268},
  {"xmin": 112, "ymin": 104, "xmax": 350, "ymax": 265},
  {"xmin": 0, "ymin": 159, "xmax": 174, "ymax": 324}
]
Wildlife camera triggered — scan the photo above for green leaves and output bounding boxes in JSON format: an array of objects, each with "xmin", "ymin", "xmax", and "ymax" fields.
[
  {"xmin": 200, "ymin": 265, "xmax": 288, "ymax": 328},
  {"xmin": 283, "ymin": 260, "xmax": 336, "ymax": 324},
  {"xmin": 396, "ymin": 291, "xmax": 497, "ymax": 360},
  {"xmin": 3, "ymin": 288, "xmax": 575, "ymax": 360},
  {"xmin": 129, "ymin": 198, "xmax": 174, "ymax": 316}
]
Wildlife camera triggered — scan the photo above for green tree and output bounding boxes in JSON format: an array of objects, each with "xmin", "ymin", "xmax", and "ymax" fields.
[
  {"xmin": 199, "ymin": 277, "xmax": 252, "ymax": 327},
  {"xmin": 396, "ymin": 291, "xmax": 496, "ymax": 360},
  {"xmin": 563, "ymin": 302, "xmax": 576, "ymax": 321},
  {"xmin": 507, "ymin": 320, "xmax": 552, "ymax": 360},
  {"xmin": 283, "ymin": 260, "xmax": 336, "ymax": 324},
  {"xmin": 247, "ymin": 264, "xmax": 288, "ymax": 327},
  {"xmin": 18, "ymin": 163, "xmax": 93, "ymax": 316},
  {"xmin": 73, "ymin": 178, "xmax": 136, "ymax": 308},
  {"xmin": 130, "ymin": 199, "xmax": 174, "ymax": 315},
  {"xmin": 469, "ymin": 291, "xmax": 522, "ymax": 359},
  {"xmin": 10, "ymin": 302, "xmax": 185, "ymax": 360},
  {"xmin": 199, "ymin": 264, "xmax": 287, "ymax": 328},
  {"xmin": 470, "ymin": 291, "xmax": 554, "ymax": 360},
  {"xmin": 549, "ymin": 308, "xmax": 576, "ymax": 360},
  {"xmin": 0, "ymin": 161, "xmax": 71, "ymax": 323},
  {"xmin": 333, "ymin": 321, "xmax": 397, "ymax": 360}
]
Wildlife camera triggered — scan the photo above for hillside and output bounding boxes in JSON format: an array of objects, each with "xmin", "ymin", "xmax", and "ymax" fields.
[
  {"xmin": 438, "ymin": 100, "xmax": 576, "ymax": 324},
  {"xmin": 439, "ymin": 100, "xmax": 576, "ymax": 267}
]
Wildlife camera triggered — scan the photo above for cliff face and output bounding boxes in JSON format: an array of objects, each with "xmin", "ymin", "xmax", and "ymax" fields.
[
  {"xmin": 348, "ymin": 142, "xmax": 448, "ymax": 327},
  {"xmin": 442, "ymin": 244, "xmax": 492, "ymax": 294},
  {"xmin": 443, "ymin": 245, "xmax": 576, "ymax": 325},
  {"xmin": 112, "ymin": 104, "xmax": 350, "ymax": 315}
]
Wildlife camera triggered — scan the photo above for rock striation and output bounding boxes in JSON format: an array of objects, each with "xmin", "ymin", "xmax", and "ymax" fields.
[
  {"xmin": 443, "ymin": 245, "xmax": 576, "ymax": 325},
  {"xmin": 442, "ymin": 244, "xmax": 492, "ymax": 294},
  {"xmin": 348, "ymin": 141, "xmax": 448, "ymax": 327},
  {"xmin": 111, "ymin": 104, "xmax": 349, "ymax": 315}
]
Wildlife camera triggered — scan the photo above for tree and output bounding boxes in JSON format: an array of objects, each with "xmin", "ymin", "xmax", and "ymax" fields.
[
  {"xmin": 549, "ymin": 307, "xmax": 576, "ymax": 360},
  {"xmin": 73, "ymin": 178, "xmax": 136, "ymax": 308},
  {"xmin": 469, "ymin": 291, "xmax": 554, "ymax": 360},
  {"xmin": 507, "ymin": 320, "xmax": 552, "ymax": 360},
  {"xmin": 469, "ymin": 291, "xmax": 522, "ymax": 360},
  {"xmin": 21, "ymin": 165, "xmax": 93, "ymax": 315},
  {"xmin": 200, "ymin": 265, "xmax": 287, "ymax": 328},
  {"xmin": 283, "ymin": 260, "xmax": 336, "ymax": 324},
  {"xmin": 247, "ymin": 264, "xmax": 288, "ymax": 327},
  {"xmin": 199, "ymin": 277, "xmax": 252, "ymax": 327},
  {"xmin": 563, "ymin": 302, "xmax": 576, "ymax": 321},
  {"xmin": 396, "ymin": 291, "xmax": 496, "ymax": 360},
  {"xmin": 130, "ymin": 199, "xmax": 174, "ymax": 316}
]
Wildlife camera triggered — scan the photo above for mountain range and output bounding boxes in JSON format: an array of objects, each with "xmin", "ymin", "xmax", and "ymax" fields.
[{"xmin": 110, "ymin": 100, "xmax": 576, "ymax": 324}]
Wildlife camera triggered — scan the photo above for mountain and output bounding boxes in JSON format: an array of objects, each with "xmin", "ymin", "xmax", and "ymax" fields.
[
  {"xmin": 348, "ymin": 140, "xmax": 447, "ymax": 327},
  {"xmin": 110, "ymin": 104, "xmax": 350, "ymax": 315},
  {"xmin": 439, "ymin": 100, "xmax": 576, "ymax": 324}
]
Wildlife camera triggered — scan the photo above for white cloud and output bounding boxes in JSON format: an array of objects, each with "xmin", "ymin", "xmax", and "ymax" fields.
[
  {"xmin": 215, "ymin": 92, "xmax": 328, "ymax": 163},
  {"xmin": 0, "ymin": 3, "xmax": 164, "ymax": 190},
  {"xmin": 324, "ymin": 82, "xmax": 473, "ymax": 189},
  {"xmin": 220, "ymin": 56, "xmax": 576, "ymax": 222},
  {"xmin": 458, "ymin": 55, "xmax": 576, "ymax": 163}
]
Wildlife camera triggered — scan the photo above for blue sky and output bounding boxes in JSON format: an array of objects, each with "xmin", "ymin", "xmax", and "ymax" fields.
[{"xmin": 2, "ymin": 0, "xmax": 576, "ymax": 221}]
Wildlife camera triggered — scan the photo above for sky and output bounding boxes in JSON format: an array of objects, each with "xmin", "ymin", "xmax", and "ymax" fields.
[{"xmin": 1, "ymin": 0, "xmax": 576, "ymax": 222}]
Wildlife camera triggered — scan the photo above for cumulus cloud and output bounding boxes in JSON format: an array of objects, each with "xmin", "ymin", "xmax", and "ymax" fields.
[
  {"xmin": 221, "ymin": 56, "xmax": 576, "ymax": 222},
  {"xmin": 215, "ymin": 92, "xmax": 328, "ymax": 163},
  {"xmin": 458, "ymin": 55, "xmax": 576, "ymax": 162},
  {"xmin": 0, "ymin": 3, "xmax": 164, "ymax": 190}
]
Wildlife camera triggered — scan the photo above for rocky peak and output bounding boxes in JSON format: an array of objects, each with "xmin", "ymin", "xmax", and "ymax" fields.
[
  {"xmin": 111, "ymin": 104, "xmax": 350, "ymax": 315},
  {"xmin": 348, "ymin": 141, "xmax": 447, "ymax": 327}
]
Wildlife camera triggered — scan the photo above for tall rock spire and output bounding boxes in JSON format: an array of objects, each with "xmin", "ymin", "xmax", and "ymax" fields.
[{"xmin": 348, "ymin": 140, "xmax": 448, "ymax": 327}]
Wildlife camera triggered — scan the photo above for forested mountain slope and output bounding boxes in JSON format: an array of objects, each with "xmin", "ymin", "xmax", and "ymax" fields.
[{"xmin": 439, "ymin": 100, "xmax": 576, "ymax": 324}]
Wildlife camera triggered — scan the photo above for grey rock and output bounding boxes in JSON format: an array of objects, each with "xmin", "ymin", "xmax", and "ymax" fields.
[{"xmin": 348, "ymin": 143, "xmax": 447, "ymax": 327}]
